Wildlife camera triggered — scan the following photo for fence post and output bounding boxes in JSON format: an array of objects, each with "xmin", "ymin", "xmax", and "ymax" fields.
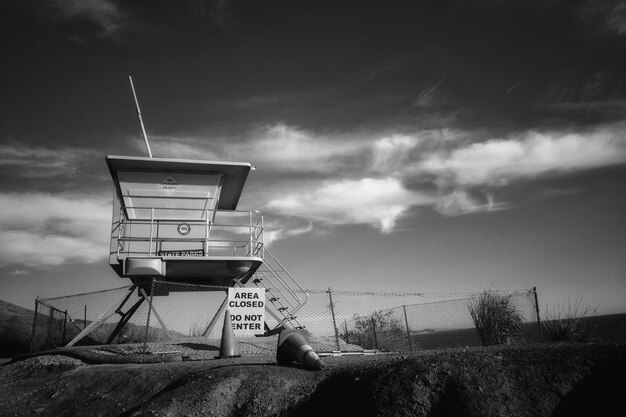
[
  {"xmin": 402, "ymin": 305, "xmax": 413, "ymax": 352},
  {"xmin": 371, "ymin": 317, "xmax": 378, "ymax": 350},
  {"xmin": 327, "ymin": 288, "xmax": 340, "ymax": 351},
  {"xmin": 143, "ymin": 279, "xmax": 155, "ymax": 353},
  {"xmin": 84, "ymin": 305, "xmax": 87, "ymax": 330},
  {"xmin": 62, "ymin": 310, "xmax": 68, "ymax": 345},
  {"xmin": 533, "ymin": 287, "xmax": 543, "ymax": 342},
  {"xmin": 29, "ymin": 297, "xmax": 39, "ymax": 352},
  {"xmin": 343, "ymin": 320, "xmax": 349, "ymax": 344},
  {"xmin": 46, "ymin": 307, "xmax": 55, "ymax": 348}
]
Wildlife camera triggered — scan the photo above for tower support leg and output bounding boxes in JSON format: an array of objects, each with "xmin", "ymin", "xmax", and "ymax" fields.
[
  {"xmin": 106, "ymin": 297, "xmax": 145, "ymax": 344},
  {"xmin": 66, "ymin": 286, "xmax": 137, "ymax": 347}
]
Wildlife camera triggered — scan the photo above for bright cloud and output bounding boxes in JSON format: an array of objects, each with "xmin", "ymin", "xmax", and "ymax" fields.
[
  {"xmin": 370, "ymin": 134, "xmax": 420, "ymax": 174},
  {"xmin": 146, "ymin": 124, "xmax": 370, "ymax": 173},
  {"xmin": 267, "ymin": 177, "xmax": 435, "ymax": 233},
  {"xmin": 263, "ymin": 221, "xmax": 314, "ymax": 247},
  {"xmin": 0, "ymin": 193, "xmax": 111, "ymax": 267},
  {"xmin": 129, "ymin": 122, "xmax": 626, "ymax": 239},
  {"xmin": 0, "ymin": 143, "xmax": 99, "ymax": 178},
  {"xmin": 417, "ymin": 125, "xmax": 626, "ymax": 187},
  {"xmin": 244, "ymin": 124, "xmax": 368, "ymax": 173},
  {"xmin": 435, "ymin": 190, "xmax": 507, "ymax": 217}
]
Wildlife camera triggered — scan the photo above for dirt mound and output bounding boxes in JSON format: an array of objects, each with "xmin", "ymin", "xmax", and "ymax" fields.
[{"xmin": 1, "ymin": 343, "xmax": 624, "ymax": 417}]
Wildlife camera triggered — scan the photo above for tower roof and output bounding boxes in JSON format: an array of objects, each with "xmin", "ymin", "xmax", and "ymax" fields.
[{"xmin": 106, "ymin": 155, "xmax": 253, "ymax": 210}]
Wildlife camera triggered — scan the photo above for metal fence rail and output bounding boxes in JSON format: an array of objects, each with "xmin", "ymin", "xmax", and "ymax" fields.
[{"xmin": 30, "ymin": 284, "xmax": 541, "ymax": 353}]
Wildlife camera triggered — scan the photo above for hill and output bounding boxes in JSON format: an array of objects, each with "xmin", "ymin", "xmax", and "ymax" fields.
[{"xmin": 0, "ymin": 300, "xmax": 35, "ymax": 356}]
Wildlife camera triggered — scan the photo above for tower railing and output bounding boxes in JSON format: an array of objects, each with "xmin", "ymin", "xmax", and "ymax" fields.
[
  {"xmin": 248, "ymin": 246, "xmax": 309, "ymax": 329},
  {"xmin": 115, "ymin": 206, "xmax": 264, "ymax": 259}
]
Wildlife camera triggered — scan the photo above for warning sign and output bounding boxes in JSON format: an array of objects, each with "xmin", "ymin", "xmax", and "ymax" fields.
[
  {"xmin": 159, "ymin": 175, "xmax": 180, "ymax": 195},
  {"xmin": 227, "ymin": 287, "xmax": 265, "ymax": 336}
]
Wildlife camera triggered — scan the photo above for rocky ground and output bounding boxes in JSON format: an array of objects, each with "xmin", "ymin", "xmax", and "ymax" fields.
[{"xmin": 1, "ymin": 342, "xmax": 625, "ymax": 417}]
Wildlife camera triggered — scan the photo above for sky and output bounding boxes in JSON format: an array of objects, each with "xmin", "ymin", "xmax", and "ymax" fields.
[{"xmin": 1, "ymin": 0, "xmax": 626, "ymax": 316}]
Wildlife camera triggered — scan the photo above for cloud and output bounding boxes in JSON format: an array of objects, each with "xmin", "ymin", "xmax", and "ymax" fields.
[
  {"xmin": 263, "ymin": 221, "xmax": 314, "ymax": 247},
  {"xmin": 51, "ymin": 0, "xmax": 125, "ymax": 38},
  {"xmin": 370, "ymin": 134, "xmax": 420, "ymax": 174},
  {"xmin": 243, "ymin": 124, "xmax": 368, "ymax": 173},
  {"xmin": 0, "ymin": 193, "xmax": 111, "ymax": 267},
  {"xmin": 536, "ymin": 68, "xmax": 626, "ymax": 114},
  {"xmin": 0, "ymin": 143, "xmax": 99, "ymax": 178},
  {"xmin": 146, "ymin": 124, "xmax": 370, "ymax": 174},
  {"xmin": 416, "ymin": 124, "xmax": 626, "ymax": 187},
  {"xmin": 435, "ymin": 190, "xmax": 507, "ymax": 217},
  {"xmin": 129, "ymin": 122, "xmax": 626, "ymax": 239},
  {"xmin": 267, "ymin": 177, "xmax": 435, "ymax": 233},
  {"xmin": 579, "ymin": 0, "xmax": 626, "ymax": 36}
]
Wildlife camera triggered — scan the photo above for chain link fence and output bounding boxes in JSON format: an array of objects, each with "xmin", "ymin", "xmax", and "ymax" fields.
[{"xmin": 30, "ymin": 282, "xmax": 541, "ymax": 354}]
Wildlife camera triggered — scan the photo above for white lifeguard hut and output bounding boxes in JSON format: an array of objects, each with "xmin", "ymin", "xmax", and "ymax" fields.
[
  {"xmin": 66, "ymin": 155, "xmax": 307, "ymax": 346},
  {"xmin": 105, "ymin": 154, "xmax": 308, "ymax": 328},
  {"xmin": 106, "ymin": 155, "xmax": 263, "ymax": 288},
  {"xmin": 65, "ymin": 79, "xmax": 307, "ymax": 346}
]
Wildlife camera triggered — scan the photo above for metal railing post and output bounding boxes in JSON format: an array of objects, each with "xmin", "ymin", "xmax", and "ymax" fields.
[
  {"xmin": 149, "ymin": 208, "xmax": 154, "ymax": 256},
  {"xmin": 205, "ymin": 210, "xmax": 209, "ymax": 256},
  {"xmin": 261, "ymin": 214, "xmax": 265, "ymax": 259},
  {"xmin": 249, "ymin": 211, "xmax": 253, "ymax": 256},
  {"xmin": 117, "ymin": 209, "xmax": 123, "ymax": 258},
  {"xmin": 327, "ymin": 288, "xmax": 340, "ymax": 351}
]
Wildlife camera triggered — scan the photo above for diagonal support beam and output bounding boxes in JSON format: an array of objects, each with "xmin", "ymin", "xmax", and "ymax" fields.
[
  {"xmin": 66, "ymin": 286, "xmax": 137, "ymax": 347},
  {"xmin": 139, "ymin": 287, "xmax": 167, "ymax": 330},
  {"xmin": 106, "ymin": 297, "xmax": 145, "ymax": 344}
]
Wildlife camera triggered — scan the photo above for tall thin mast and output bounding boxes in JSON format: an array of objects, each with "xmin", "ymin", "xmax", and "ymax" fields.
[{"xmin": 128, "ymin": 75, "xmax": 153, "ymax": 158}]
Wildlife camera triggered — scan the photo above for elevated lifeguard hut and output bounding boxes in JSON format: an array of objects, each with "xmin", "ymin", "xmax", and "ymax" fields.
[
  {"xmin": 65, "ymin": 154, "xmax": 307, "ymax": 346},
  {"xmin": 106, "ymin": 155, "xmax": 263, "ymax": 288},
  {"xmin": 105, "ymin": 154, "xmax": 308, "ymax": 328}
]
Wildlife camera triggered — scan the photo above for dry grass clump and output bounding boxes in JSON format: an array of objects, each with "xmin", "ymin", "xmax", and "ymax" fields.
[
  {"xmin": 543, "ymin": 296, "xmax": 597, "ymax": 342},
  {"xmin": 468, "ymin": 290, "xmax": 522, "ymax": 346}
]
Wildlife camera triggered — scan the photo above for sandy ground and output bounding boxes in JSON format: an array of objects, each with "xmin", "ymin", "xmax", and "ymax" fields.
[{"xmin": 1, "ymin": 342, "xmax": 625, "ymax": 417}]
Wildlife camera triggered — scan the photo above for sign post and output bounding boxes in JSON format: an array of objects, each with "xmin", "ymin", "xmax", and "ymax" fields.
[{"xmin": 227, "ymin": 287, "xmax": 266, "ymax": 336}]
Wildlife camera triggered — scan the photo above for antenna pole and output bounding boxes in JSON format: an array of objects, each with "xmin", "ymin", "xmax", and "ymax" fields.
[{"xmin": 128, "ymin": 75, "xmax": 153, "ymax": 158}]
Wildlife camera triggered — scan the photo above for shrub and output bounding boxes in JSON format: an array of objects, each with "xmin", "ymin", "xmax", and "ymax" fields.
[
  {"xmin": 468, "ymin": 290, "xmax": 522, "ymax": 346},
  {"xmin": 542, "ymin": 296, "xmax": 597, "ymax": 342},
  {"xmin": 346, "ymin": 310, "xmax": 405, "ymax": 351}
]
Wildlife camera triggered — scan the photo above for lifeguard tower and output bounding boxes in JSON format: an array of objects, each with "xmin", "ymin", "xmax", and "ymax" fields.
[
  {"xmin": 105, "ymin": 155, "xmax": 307, "ymax": 331},
  {"xmin": 66, "ymin": 154, "xmax": 307, "ymax": 346},
  {"xmin": 64, "ymin": 79, "xmax": 307, "ymax": 346}
]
